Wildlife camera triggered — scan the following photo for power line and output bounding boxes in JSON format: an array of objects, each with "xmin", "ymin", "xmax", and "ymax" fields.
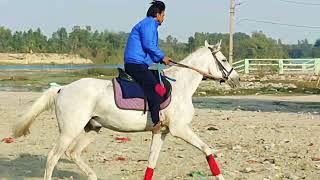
[
  {"xmin": 237, "ymin": 0, "xmax": 252, "ymax": 5},
  {"xmin": 279, "ymin": 0, "xmax": 320, "ymax": 6},
  {"xmin": 238, "ymin": 18, "xmax": 320, "ymax": 29},
  {"xmin": 238, "ymin": 0, "xmax": 320, "ymax": 6}
]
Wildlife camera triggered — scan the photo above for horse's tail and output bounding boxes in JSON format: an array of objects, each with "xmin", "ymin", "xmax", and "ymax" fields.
[{"xmin": 12, "ymin": 87, "xmax": 61, "ymax": 138}]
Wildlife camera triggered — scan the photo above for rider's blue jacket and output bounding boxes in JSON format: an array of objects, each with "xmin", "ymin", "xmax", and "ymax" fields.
[{"xmin": 124, "ymin": 17, "xmax": 165, "ymax": 66}]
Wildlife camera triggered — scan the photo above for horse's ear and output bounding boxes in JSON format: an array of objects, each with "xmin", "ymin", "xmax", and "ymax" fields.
[
  {"xmin": 213, "ymin": 40, "xmax": 222, "ymax": 51},
  {"xmin": 205, "ymin": 40, "xmax": 209, "ymax": 47},
  {"xmin": 218, "ymin": 39, "xmax": 222, "ymax": 48},
  {"xmin": 204, "ymin": 40, "xmax": 214, "ymax": 49}
]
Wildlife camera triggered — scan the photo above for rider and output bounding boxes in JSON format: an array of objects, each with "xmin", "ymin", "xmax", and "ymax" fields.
[{"xmin": 124, "ymin": 1, "xmax": 170, "ymax": 132}]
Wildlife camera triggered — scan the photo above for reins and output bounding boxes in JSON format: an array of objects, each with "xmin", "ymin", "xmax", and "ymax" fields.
[
  {"xmin": 169, "ymin": 60, "xmax": 224, "ymax": 81},
  {"xmin": 168, "ymin": 47, "xmax": 234, "ymax": 82}
]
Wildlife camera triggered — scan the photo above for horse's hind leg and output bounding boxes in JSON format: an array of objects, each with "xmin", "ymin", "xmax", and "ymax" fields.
[
  {"xmin": 65, "ymin": 119, "xmax": 101, "ymax": 159},
  {"xmin": 44, "ymin": 133, "xmax": 79, "ymax": 180},
  {"xmin": 44, "ymin": 114, "xmax": 90, "ymax": 180},
  {"xmin": 67, "ymin": 131, "xmax": 98, "ymax": 180},
  {"xmin": 170, "ymin": 125, "xmax": 225, "ymax": 180}
]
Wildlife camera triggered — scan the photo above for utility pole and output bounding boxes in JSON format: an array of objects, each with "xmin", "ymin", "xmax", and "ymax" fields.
[{"xmin": 229, "ymin": 0, "xmax": 235, "ymax": 64}]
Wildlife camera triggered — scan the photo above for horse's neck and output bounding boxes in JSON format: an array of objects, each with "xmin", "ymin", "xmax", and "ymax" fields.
[{"xmin": 165, "ymin": 48, "xmax": 210, "ymax": 98}]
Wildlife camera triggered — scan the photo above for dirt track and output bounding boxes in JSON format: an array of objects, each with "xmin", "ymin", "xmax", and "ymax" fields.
[{"xmin": 0, "ymin": 92, "xmax": 320, "ymax": 180}]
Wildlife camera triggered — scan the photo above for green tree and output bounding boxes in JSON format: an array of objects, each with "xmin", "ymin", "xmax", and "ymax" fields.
[
  {"xmin": 48, "ymin": 27, "xmax": 69, "ymax": 53},
  {"xmin": 0, "ymin": 26, "xmax": 319, "ymax": 64},
  {"xmin": 314, "ymin": 39, "xmax": 320, "ymax": 48},
  {"xmin": 0, "ymin": 27, "xmax": 12, "ymax": 52}
]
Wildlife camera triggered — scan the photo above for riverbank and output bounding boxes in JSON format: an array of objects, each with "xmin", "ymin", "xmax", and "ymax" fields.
[
  {"xmin": 0, "ymin": 69, "xmax": 117, "ymax": 92},
  {"xmin": 0, "ymin": 69, "xmax": 319, "ymax": 95},
  {"xmin": 0, "ymin": 53, "xmax": 93, "ymax": 64}
]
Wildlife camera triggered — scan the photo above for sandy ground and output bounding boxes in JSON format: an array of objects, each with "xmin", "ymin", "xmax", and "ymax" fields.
[
  {"xmin": 0, "ymin": 92, "xmax": 320, "ymax": 180},
  {"xmin": 0, "ymin": 53, "xmax": 92, "ymax": 64}
]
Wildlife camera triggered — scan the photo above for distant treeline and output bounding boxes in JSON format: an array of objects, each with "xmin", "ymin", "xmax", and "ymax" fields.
[{"xmin": 0, "ymin": 26, "xmax": 319, "ymax": 64}]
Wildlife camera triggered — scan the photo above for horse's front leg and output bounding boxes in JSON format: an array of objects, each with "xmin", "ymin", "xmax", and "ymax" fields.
[
  {"xmin": 170, "ymin": 124, "xmax": 225, "ymax": 180},
  {"xmin": 144, "ymin": 132, "xmax": 168, "ymax": 180}
]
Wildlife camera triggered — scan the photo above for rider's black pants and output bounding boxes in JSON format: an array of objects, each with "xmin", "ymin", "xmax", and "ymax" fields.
[{"xmin": 124, "ymin": 63, "xmax": 160, "ymax": 125}]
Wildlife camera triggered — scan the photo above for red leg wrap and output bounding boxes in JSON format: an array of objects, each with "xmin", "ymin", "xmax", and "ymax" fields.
[
  {"xmin": 144, "ymin": 167, "xmax": 154, "ymax": 180},
  {"xmin": 206, "ymin": 154, "xmax": 221, "ymax": 176}
]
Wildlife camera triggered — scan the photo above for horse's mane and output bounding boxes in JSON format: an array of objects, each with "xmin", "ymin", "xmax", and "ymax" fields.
[
  {"xmin": 165, "ymin": 46, "xmax": 209, "ymax": 74},
  {"xmin": 181, "ymin": 46, "xmax": 208, "ymax": 63}
]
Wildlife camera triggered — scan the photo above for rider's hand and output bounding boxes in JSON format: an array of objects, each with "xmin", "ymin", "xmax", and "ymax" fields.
[{"xmin": 162, "ymin": 56, "xmax": 171, "ymax": 65}]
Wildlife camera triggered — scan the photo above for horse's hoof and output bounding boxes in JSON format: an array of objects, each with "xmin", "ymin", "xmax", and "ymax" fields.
[
  {"xmin": 216, "ymin": 174, "xmax": 225, "ymax": 180},
  {"xmin": 88, "ymin": 173, "xmax": 97, "ymax": 180}
]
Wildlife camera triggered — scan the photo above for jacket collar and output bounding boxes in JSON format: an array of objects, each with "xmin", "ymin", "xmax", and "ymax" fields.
[{"xmin": 147, "ymin": 16, "xmax": 160, "ymax": 28}]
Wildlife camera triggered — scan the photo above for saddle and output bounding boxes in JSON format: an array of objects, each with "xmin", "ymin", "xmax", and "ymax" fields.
[{"xmin": 112, "ymin": 68, "xmax": 172, "ymax": 111}]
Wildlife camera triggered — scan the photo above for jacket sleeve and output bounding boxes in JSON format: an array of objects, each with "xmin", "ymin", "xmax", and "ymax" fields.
[{"xmin": 140, "ymin": 21, "xmax": 165, "ymax": 63}]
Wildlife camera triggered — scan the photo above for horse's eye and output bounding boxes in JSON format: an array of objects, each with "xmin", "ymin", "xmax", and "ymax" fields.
[{"xmin": 222, "ymin": 59, "xmax": 227, "ymax": 62}]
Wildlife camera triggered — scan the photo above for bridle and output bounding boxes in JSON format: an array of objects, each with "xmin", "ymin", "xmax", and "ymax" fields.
[
  {"xmin": 210, "ymin": 48, "xmax": 234, "ymax": 81},
  {"xmin": 169, "ymin": 48, "xmax": 234, "ymax": 82}
]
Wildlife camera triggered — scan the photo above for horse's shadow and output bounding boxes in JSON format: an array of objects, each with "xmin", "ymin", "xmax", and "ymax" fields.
[{"xmin": 0, "ymin": 153, "xmax": 85, "ymax": 179}]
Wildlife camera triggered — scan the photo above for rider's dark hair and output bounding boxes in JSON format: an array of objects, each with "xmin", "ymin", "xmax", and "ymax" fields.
[{"xmin": 147, "ymin": 1, "xmax": 165, "ymax": 17}]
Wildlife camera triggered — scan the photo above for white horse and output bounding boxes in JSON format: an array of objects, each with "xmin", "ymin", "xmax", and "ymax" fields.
[{"xmin": 12, "ymin": 41, "xmax": 240, "ymax": 180}]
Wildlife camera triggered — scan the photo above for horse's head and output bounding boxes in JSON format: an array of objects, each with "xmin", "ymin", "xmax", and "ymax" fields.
[{"xmin": 204, "ymin": 40, "xmax": 241, "ymax": 88}]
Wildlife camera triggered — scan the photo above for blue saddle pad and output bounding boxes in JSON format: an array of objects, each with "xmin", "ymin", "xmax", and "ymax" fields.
[{"xmin": 116, "ymin": 78, "xmax": 145, "ymax": 99}]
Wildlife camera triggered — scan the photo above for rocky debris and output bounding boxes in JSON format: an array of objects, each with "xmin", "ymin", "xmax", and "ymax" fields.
[
  {"xmin": 311, "ymin": 157, "xmax": 320, "ymax": 161},
  {"xmin": 198, "ymin": 74, "xmax": 319, "ymax": 95},
  {"xmin": 187, "ymin": 171, "xmax": 205, "ymax": 178},
  {"xmin": 232, "ymin": 145, "xmax": 242, "ymax": 152},
  {"xmin": 198, "ymin": 91, "xmax": 207, "ymax": 96},
  {"xmin": 207, "ymin": 127, "xmax": 219, "ymax": 131},
  {"xmin": 263, "ymin": 144, "xmax": 275, "ymax": 151},
  {"xmin": 240, "ymin": 74, "xmax": 319, "ymax": 82},
  {"xmin": 263, "ymin": 158, "xmax": 275, "ymax": 164},
  {"xmin": 240, "ymin": 167, "xmax": 255, "ymax": 173}
]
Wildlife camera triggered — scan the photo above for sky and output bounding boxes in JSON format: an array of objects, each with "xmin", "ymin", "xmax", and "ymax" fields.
[{"xmin": 0, "ymin": 0, "xmax": 319, "ymax": 44}]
